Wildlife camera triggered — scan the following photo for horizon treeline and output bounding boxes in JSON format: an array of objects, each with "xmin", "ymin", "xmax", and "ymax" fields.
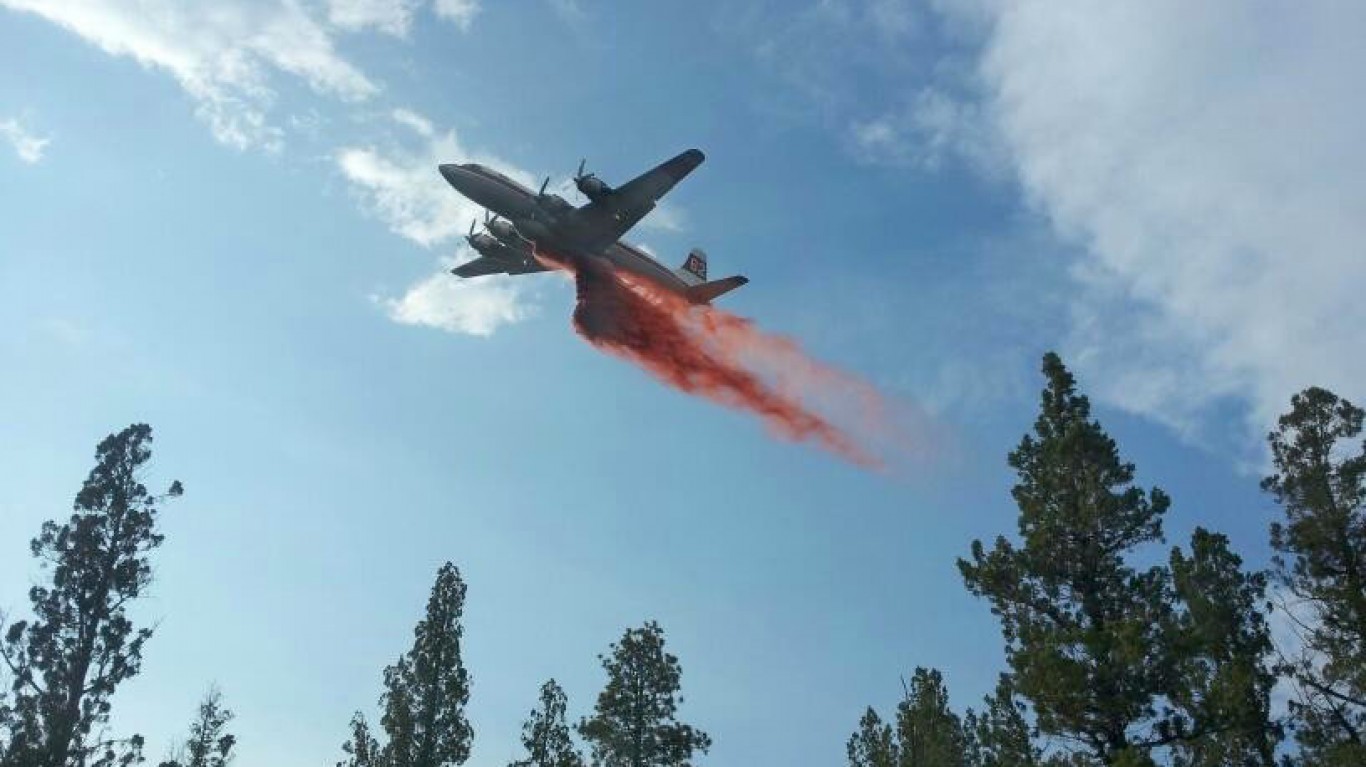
[
  {"xmin": 847, "ymin": 355, "xmax": 1365, "ymax": 767},
  {"xmin": 0, "ymin": 353, "xmax": 1362, "ymax": 767}
]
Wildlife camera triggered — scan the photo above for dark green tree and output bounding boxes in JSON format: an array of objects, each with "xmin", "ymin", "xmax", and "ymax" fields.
[
  {"xmin": 577, "ymin": 621, "xmax": 710, "ymax": 767},
  {"xmin": 962, "ymin": 677, "xmax": 1047, "ymax": 767},
  {"xmin": 338, "ymin": 713, "xmax": 380, "ymax": 767},
  {"xmin": 1165, "ymin": 530, "xmax": 1278, "ymax": 767},
  {"xmin": 158, "ymin": 687, "xmax": 236, "ymax": 767},
  {"xmin": 0, "ymin": 424, "xmax": 181, "ymax": 767},
  {"xmin": 847, "ymin": 708, "xmax": 896, "ymax": 767},
  {"xmin": 1262, "ymin": 387, "xmax": 1366, "ymax": 766},
  {"xmin": 896, "ymin": 668, "xmax": 967, "ymax": 767},
  {"xmin": 846, "ymin": 668, "xmax": 967, "ymax": 767},
  {"xmin": 382, "ymin": 562, "xmax": 473, "ymax": 767},
  {"xmin": 510, "ymin": 679, "xmax": 584, "ymax": 767},
  {"xmin": 958, "ymin": 353, "xmax": 1173, "ymax": 764},
  {"xmin": 339, "ymin": 562, "xmax": 473, "ymax": 767}
]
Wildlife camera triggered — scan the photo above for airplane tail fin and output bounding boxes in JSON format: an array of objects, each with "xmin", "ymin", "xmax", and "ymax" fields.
[
  {"xmin": 675, "ymin": 248, "xmax": 708, "ymax": 285},
  {"xmin": 685, "ymin": 275, "xmax": 749, "ymax": 304}
]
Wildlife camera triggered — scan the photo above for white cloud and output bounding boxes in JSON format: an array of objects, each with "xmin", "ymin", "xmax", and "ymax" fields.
[
  {"xmin": 337, "ymin": 128, "xmax": 474, "ymax": 247},
  {"xmin": 433, "ymin": 0, "xmax": 479, "ymax": 30},
  {"xmin": 338, "ymin": 109, "xmax": 541, "ymax": 246},
  {"xmin": 327, "ymin": 0, "xmax": 421, "ymax": 36},
  {"xmin": 849, "ymin": 86, "xmax": 1007, "ymax": 176},
  {"xmin": 391, "ymin": 107, "xmax": 435, "ymax": 138},
  {"xmin": 328, "ymin": 0, "xmax": 478, "ymax": 36},
  {"xmin": 340, "ymin": 110, "xmax": 542, "ymax": 335},
  {"xmin": 637, "ymin": 200, "xmax": 686, "ymax": 233},
  {"xmin": 0, "ymin": 115, "xmax": 50, "ymax": 163},
  {"xmin": 1, "ymin": 0, "xmax": 378, "ymax": 151},
  {"xmin": 375, "ymin": 252, "xmax": 533, "ymax": 336},
  {"xmin": 936, "ymin": 1, "xmax": 1366, "ymax": 449}
]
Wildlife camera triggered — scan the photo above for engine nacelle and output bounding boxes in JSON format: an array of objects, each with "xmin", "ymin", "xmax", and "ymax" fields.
[
  {"xmin": 486, "ymin": 218, "xmax": 520, "ymax": 243},
  {"xmin": 575, "ymin": 175, "xmax": 612, "ymax": 201},
  {"xmin": 468, "ymin": 232, "xmax": 501, "ymax": 254}
]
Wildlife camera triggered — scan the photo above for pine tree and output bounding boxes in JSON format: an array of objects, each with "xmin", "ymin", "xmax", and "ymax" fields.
[
  {"xmin": 963, "ymin": 677, "xmax": 1045, "ymax": 767},
  {"xmin": 1262, "ymin": 387, "xmax": 1366, "ymax": 765},
  {"xmin": 896, "ymin": 668, "xmax": 967, "ymax": 767},
  {"xmin": 380, "ymin": 563, "xmax": 474, "ymax": 767},
  {"xmin": 0, "ymin": 424, "xmax": 181, "ymax": 767},
  {"xmin": 339, "ymin": 562, "xmax": 473, "ymax": 767},
  {"xmin": 338, "ymin": 713, "xmax": 381, "ymax": 767},
  {"xmin": 958, "ymin": 355, "xmax": 1281, "ymax": 765},
  {"xmin": 846, "ymin": 668, "xmax": 967, "ymax": 767},
  {"xmin": 510, "ymin": 680, "xmax": 584, "ymax": 767},
  {"xmin": 577, "ymin": 621, "xmax": 710, "ymax": 767},
  {"xmin": 847, "ymin": 708, "xmax": 896, "ymax": 767},
  {"xmin": 1165, "ymin": 530, "xmax": 1277, "ymax": 767},
  {"xmin": 958, "ymin": 354, "xmax": 1172, "ymax": 764},
  {"xmin": 159, "ymin": 687, "xmax": 236, "ymax": 767}
]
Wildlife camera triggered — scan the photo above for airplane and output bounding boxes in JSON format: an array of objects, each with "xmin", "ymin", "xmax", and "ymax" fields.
[{"xmin": 438, "ymin": 149, "xmax": 748, "ymax": 304}]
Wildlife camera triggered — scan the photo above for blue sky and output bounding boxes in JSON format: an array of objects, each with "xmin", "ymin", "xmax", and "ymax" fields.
[{"xmin": 1, "ymin": 1, "xmax": 1362, "ymax": 765}]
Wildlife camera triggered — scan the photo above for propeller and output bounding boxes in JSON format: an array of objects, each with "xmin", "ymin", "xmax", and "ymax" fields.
[
  {"xmin": 538, "ymin": 176, "xmax": 550, "ymax": 196},
  {"xmin": 573, "ymin": 158, "xmax": 610, "ymax": 199}
]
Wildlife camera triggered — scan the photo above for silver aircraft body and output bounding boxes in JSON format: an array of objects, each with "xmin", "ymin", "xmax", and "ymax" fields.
[{"xmin": 438, "ymin": 149, "xmax": 748, "ymax": 304}]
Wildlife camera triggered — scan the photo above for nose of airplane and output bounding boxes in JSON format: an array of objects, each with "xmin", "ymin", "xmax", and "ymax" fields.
[{"xmin": 438, "ymin": 163, "xmax": 461, "ymax": 185}]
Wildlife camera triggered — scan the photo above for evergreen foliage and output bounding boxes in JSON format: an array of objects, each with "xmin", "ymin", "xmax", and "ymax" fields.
[
  {"xmin": 0, "ymin": 424, "xmax": 181, "ymax": 767},
  {"xmin": 962, "ymin": 677, "xmax": 1048, "ymax": 767},
  {"xmin": 341, "ymin": 562, "xmax": 473, "ymax": 767},
  {"xmin": 578, "ymin": 622, "xmax": 710, "ymax": 767},
  {"xmin": 957, "ymin": 354, "xmax": 1278, "ymax": 765},
  {"xmin": 159, "ymin": 687, "xmax": 236, "ymax": 767},
  {"xmin": 510, "ymin": 680, "xmax": 584, "ymax": 767},
  {"xmin": 847, "ymin": 708, "xmax": 897, "ymax": 767},
  {"xmin": 1263, "ymin": 387, "xmax": 1366, "ymax": 765}
]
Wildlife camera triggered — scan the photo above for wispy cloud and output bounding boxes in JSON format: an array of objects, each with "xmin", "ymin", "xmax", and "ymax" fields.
[
  {"xmin": 5, "ymin": 1, "xmax": 517, "ymax": 337},
  {"xmin": 938, "ymin": 0, "xmax": 1366, "ymax": 452},
  {"xmin": 636, "ymin": 200, "xmax": 686, "ymax": 233},
  {"xmin": 374, "ymin": 254, "xmax": 533, "ymax": 337},
  {"xmin": 339, "ymin": 110, "xmax": 542, "ymax": 335},
  {"xmin": 433, "ymin": 0, "xmax": 480, "ymax": 30},
  {"xmin": 327, "ymin": 0, "xmax": 423, "ymax": 37},
  {"xmin": 735, "ymin": 1, "xmax": 1002, "ymax": 174},
  {"xmin": 1, "ymin": 0, "xmax": 380, "ymax": 151},
  {"xmin": 847, "ymin": 85, "xmax": 1006, "ymax": 177},
  {"xmin": 0, "ymin": 115, "xmax": 50, "ymax": 163}
]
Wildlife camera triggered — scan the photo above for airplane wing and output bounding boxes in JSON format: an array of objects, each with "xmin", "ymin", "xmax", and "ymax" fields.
[
  {"xmin": 575, "ymin": 149, "xmax": 705, "ymax": 251},
  {"xmin": 451, "ymin": 256, "xmax": 548, "ymax": 278}
]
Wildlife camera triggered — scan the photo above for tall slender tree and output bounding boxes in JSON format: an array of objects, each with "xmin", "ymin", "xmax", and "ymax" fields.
[
  {"xmin": 847, "ymin": 708, "xmax": 896, "ymax": 767},
  {"xmin": 510, "ymin": 679, "xmax": 584, "ymax": 767},
  {"xmin": 1165, "ymin": 530, "xmax": 1278, "ymax": 767},
  {"xmin": 962, "ymin": 677, "xmax": 1046, "ymax": 767},
  {"xmin": 340, "ymin": 562, "xmax": 473, "ymax": 767},
  {"xmin": 958, "ymin": 353, "xmax": 1173, "ymax": 764},
  {"xmin": 846, "ymin": 668, "xmax": 969, "ymax": 767},
  {"xmin": 956, "ymin": 354, "xmax": 1277, "ymax": 764},
  {"xmin": 1262, "ymin": 387, "xmax": 1366, "ymax": 765},
  {"xmin": 0, "ymin": 424, "xmax": 181, "ymax": 767},
  {"xmin": 337, "ymin": 713, "xmax": 380, "ymax": 767},
  {"xmin": 577, "ymin": 621, "xmax": 710, "ymax": 767},
  {"xmin": 896, "ymin": 668, "xmax": 967, "ymax": 767},
  {"xmin": 158, "ymin": 687, "xmax": 236, "ymax": 767}
]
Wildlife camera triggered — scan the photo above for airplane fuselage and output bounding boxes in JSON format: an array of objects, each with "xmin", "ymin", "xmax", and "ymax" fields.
[{"xmin": 439, "ymin": 163, "xmax": 693, "ymax": 293}]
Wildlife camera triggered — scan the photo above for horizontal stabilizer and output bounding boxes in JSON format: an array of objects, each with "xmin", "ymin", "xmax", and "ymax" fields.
[{"xmin": 684, "ymin": 275, "xmax": 749, "ymax": 304}]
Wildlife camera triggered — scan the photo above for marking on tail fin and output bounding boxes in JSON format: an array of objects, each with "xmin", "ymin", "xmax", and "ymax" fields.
[{"xmin": 681, "ymin": 248, "xmax": 708, "ymax": 281}]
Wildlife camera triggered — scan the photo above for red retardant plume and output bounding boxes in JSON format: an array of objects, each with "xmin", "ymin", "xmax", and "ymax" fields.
[{"xmin": 545, "ymin": 254, "xmax": 911, "ymax": 470}]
